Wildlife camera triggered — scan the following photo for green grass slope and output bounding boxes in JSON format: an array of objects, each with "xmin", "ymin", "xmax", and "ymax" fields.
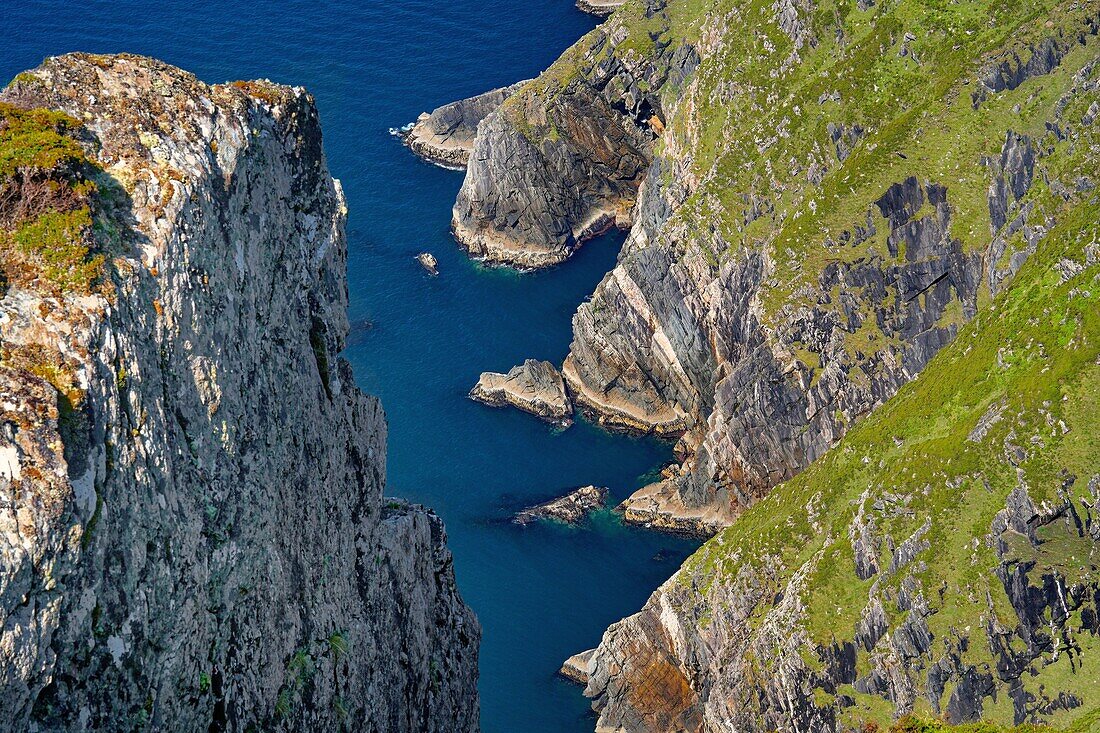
[{"xmin": 676, "ymin": 177, "xmax": 1098, "ymax": 726}]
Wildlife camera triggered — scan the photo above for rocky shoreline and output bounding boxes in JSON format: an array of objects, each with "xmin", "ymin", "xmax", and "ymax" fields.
[
  {"xmin": 575, "ymin": 0, "xmax": 624, "ymax": 15},
  {"xmin": 559, "ymin": 649, "xmax": 595, "ymax": 684},
  {"xmin": 617, "ymin": 481, "xmax": 727, "ymax": 538}
]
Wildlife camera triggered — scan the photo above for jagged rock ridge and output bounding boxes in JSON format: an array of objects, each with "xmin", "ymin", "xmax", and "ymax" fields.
[{"xmin": 0, "ymin": 54, "xmax": 478, "ymax": 732}]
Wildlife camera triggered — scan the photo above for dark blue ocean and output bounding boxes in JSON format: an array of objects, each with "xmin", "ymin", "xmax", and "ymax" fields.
[{"xmin": 3, "ymin": 2, "xmax": 699, "ymax": 730}]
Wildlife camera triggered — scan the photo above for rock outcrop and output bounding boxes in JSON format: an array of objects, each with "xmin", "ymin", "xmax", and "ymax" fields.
[
  {"xmin": 450, "ymin": 4, "xmax": 700, "ymax": 268},
  {"xmin": 402, "ymin": 82, "xmax": 527, "ymax": 168},
  {"xmin": 576, "ymin": 0, "xmax": 624, "ymax": 16},
  {"xmin": 559, "ymin": 649, "xmax": 594, "ymax": 684},
  {"xmin": 513, "ymin": 486, "xmax": 607, "ymax": 525},
  {"xmin": 0, "ymin": 54, "xmax": 478, "ymax": 731},
  {"xmin": 469, "ymin": 359, "xmax": 573, "ymax": 425}
]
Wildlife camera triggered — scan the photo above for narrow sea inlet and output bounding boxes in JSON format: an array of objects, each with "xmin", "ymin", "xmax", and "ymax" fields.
[{"xmin": 0, "ymin": 1, "xmax": 698, "ymax": 730}]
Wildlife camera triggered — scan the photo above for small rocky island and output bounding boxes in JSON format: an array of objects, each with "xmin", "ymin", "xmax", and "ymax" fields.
[
  {"xmin": 469, "ymin": 359, "xmax": 573, "ymax": 426},
  {"xmin": 417, "ymin": 251, "xmax": 439, "ymax": 275},
  {"xmin": 513, "ymin": 486, "xmax": 608, "ymax": 526}
]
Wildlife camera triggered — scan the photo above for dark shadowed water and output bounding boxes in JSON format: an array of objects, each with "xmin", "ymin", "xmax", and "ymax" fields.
[{"xmin": 3, "ymin": 2, "xmax": 699, "ymax": 730}]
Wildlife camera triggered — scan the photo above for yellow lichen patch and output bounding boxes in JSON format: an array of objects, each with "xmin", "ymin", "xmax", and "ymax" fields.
[{"xmin": 229, "ymin": 80, "xmax": 288, "ymax": 107}]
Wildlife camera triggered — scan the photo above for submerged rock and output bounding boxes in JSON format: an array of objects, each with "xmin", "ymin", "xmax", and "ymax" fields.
[
  {"xmin": 469, "ymin": 359, "xmax": 573, "ymax": 425},
  {"xmin": 417, "ymin": 251, "xmax": 439, "ymax": 275},
  {"xmin": 514, "ymin": 486, "xmax": 608, "ymax": 525},
  {"xmin": 402, "ymin": 81, "xmax": 527, "ymax": 168}
]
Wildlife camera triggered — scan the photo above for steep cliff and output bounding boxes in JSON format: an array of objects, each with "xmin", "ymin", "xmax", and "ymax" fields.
[
  {"xmin": 0, "ymin": 54, "xmax": 478, "ymax": 732},
  {"xmin": 583, "ymin": 198, "xmax": 1099, "ymax": 730},
  {"xmin": 453, "ymin": 0, "xmax": 1100, "ymax": 534}
]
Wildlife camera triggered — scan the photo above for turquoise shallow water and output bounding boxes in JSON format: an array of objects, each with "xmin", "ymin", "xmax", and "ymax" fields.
[{"xmin": 3, "ymin": 2, "xmax": 700, "ymax": 730}]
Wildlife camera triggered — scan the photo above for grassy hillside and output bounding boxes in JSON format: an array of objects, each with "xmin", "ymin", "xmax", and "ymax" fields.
[{"xmin": 677, "ymin": 181, "xmax": 1098, "ymax": 726}]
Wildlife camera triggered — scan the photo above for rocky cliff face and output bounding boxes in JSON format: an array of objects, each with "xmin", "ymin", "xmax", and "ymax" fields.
[
  {"xmin": 582, "ymin": 202, "xmax": 1100, "ymax": 729},
  {"xmin": 0, "ymin": 54, "xmax": 478, "ymax": 732}
]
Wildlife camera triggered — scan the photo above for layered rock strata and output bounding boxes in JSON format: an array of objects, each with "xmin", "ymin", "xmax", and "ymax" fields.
[
  {"xmin": 403, "ymin": 82, "xmax": 527, "ymax": 168},
  {"xmin": 0, "ymin": 54, "xmax": 478, "ymax": 732},
  {"xmin": 469, "ymin": 359, "xmax": 573, "ymax": 425}
]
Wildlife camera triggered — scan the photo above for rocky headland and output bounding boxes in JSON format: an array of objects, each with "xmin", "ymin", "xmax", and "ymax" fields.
[
  {"xmin": 469, "ymin": 359, "xmax": 573, "ymax": 426},
  {"xmin": 0, "ymin": 54, "xmax": 478, "ymax": 731},
  {"xmin": 449, "ymin": 6, "xmax": 699, "ymax": 268},
  {"xmin": 402, "ymin": 82, "xmax": 527, "ymax": 168},
  {"xmin": 513, "ymin": 485, "xmax": 608, "ymax": 525}
]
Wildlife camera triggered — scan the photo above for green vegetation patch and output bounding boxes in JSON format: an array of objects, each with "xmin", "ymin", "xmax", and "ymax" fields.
[
  {"xmin": 0, "ymin": 100, "xmax": 109, "ymax": 296},
  {"xmin": 0, "ymin": 101, "xmax": 86, "ymax": 177}
]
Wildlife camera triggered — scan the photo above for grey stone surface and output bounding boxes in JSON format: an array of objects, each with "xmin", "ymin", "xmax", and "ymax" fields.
[{"xmin": 469, "ymin": 359, "xmax": 573, "ymax": 425}]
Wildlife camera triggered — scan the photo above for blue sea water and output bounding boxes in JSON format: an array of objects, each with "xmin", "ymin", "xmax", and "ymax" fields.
[{"xmin": 3, "ymin": 2, "xmax": 700, "ymax": 730}]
